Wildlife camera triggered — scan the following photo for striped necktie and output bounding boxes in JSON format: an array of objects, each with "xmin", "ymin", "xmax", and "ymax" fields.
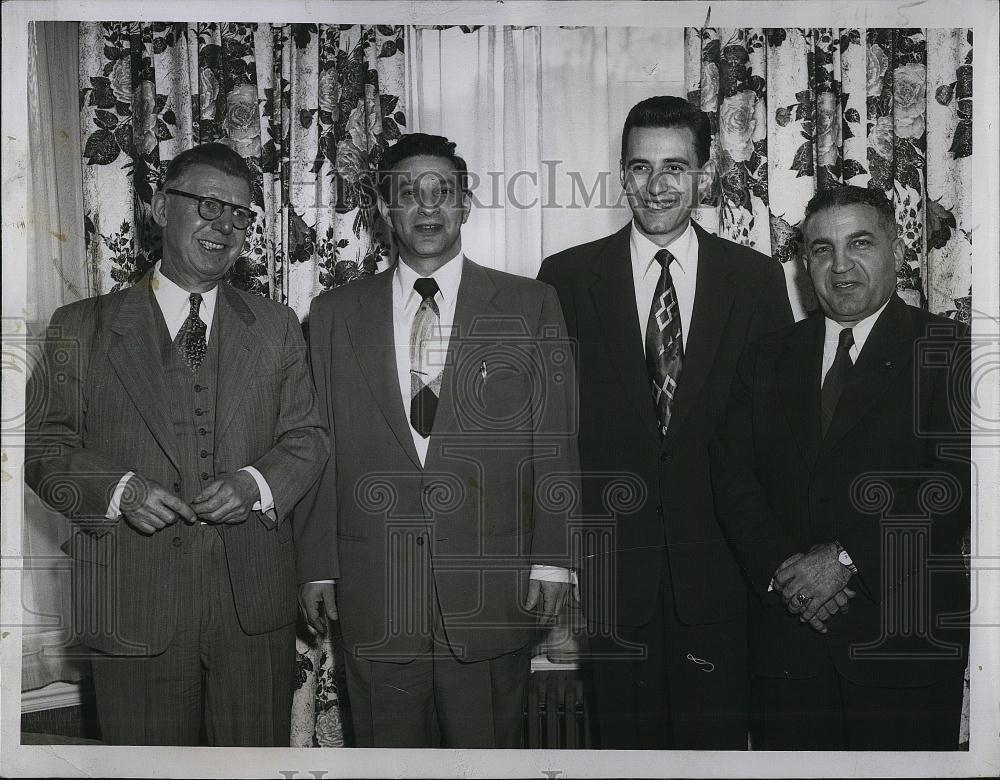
[{"xmin": 410, "ymin": 277, "xmax": 441, "ymax": 438}]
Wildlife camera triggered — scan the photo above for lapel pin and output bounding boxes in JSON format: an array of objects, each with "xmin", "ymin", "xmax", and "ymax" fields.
[
  {"xmin": 480, "ymin": 360, "xmax": 488, "ymax": 380},
  {"xmin": 884, "ymin": 360, "xmax": 894, "ymax": 368}
]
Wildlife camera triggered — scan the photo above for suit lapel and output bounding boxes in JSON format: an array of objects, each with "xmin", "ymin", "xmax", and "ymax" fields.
[
  {"xmin": 588, "ymin": 225, "xmax": 661, "ymax": 443},
  {"xmin": 346, "ymin": 269, "xmax": 422, "ymax": 470},
  {"xmin": 428, "ymin": 259, "xmax": 501, "ymax": 453},
  {"xmin": 821, "ymin": 295, "xmax": 912, "ymax": 452},
  {"xmin": 664, "ymin": 223, "xmax": 736, "ymax": 447},
  {"xmin": 107, "ymin": 279, "xmax": 182, "ymax": 472},
  {"xmin": 776, "ymin": 314, "xmax": 825, "ymax": 469},
  {"xmin": 214, "ymin": 283, "xmax": 260, "ymax": 442}
]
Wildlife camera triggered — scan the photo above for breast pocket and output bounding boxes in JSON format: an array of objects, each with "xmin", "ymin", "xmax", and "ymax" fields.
[{"xmin": 464, "ymin": 372, "xmax": 534, "ymax": 433}]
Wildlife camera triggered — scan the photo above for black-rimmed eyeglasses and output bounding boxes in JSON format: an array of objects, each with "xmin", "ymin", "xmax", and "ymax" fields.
[{"xmin": 165, "ymin": 189, "xmax": 256, "ymax": 230}]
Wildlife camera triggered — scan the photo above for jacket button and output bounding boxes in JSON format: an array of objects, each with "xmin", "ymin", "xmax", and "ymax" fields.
[
  {"xmin": 194, "ymin": 384, "xmax": 203, "ymax": 392},
  {"xmin": 199, "ymin": 428, "xmax": 207, "ymax": 436},
  {"xmin": 173, "ymin": 482, "xmax": 181, "ymax": 493},
  {"xmin": 200, "ymin": 450, "xmax": 209, "ymax": 458},
  {"xmin": 416, "ymin": 536, "xmax": 425, "ymax": 546},
  {"xmin": 655, "ymin": 505, "xmax": 663, "ymax": 516},
  {"xmin": 201, "ymin": 472, "xmax": 210, "ymax": 480},
  {"xmin": 659, "ymin": 452, "xmax": 668, "ymax": 462},
  {"xmin": 171, "ymin": 537, "xmax": 182, "ymax": 547},
  {"xmin": 195, "ymin": 408, "xmax": 204, "ymax": 416}
]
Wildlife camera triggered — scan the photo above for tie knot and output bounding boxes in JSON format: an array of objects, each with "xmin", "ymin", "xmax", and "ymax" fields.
[
  {"xmin": 414, "ymin": 277, "xmax": 440, "ymax": 302},
  {"xmin": 654, "ymin": 249, "xmax": 675, "ymax": 269},
  {"xmin": 838, "ymin": 327, "xmax": 855, "ymax": 351},
  {"xmin": 188, "ymin": 293, "xmax": 202, "ymax": 316}
]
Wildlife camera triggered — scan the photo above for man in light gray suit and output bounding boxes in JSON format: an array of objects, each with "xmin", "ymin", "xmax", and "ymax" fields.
[
  {"xmin": 296, "ymin": 133, "xmax": 580, "ymax": 747},
  {"xmin": 26, "ymin": 142, "xmax": 328, "ymax": 745}
]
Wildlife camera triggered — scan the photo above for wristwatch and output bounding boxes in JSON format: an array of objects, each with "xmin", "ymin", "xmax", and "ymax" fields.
[{"xmin": 835, "ymin": 541, "xmax": 858, "ymax": 576}]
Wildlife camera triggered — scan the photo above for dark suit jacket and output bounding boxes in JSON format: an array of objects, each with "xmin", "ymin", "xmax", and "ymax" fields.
[
  {"xmin": 710, "ymin": 294, "xmax": 970, "ymax": 687},
  {"xmin": 296, "ymin": 259, "xmax": 580, "ymax": 663},
  {"xmin": 538, "ymin": 221, "xmax": 793, "ymax": 628},
  {"xmin": 25, "ymin": 278, "xmax": 328, "ymax": 655}
]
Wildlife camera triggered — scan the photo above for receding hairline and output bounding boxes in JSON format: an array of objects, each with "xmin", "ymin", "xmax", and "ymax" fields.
[{"xmin": 801, "ymin": 201, "xmax": 899, "ymax": 240}]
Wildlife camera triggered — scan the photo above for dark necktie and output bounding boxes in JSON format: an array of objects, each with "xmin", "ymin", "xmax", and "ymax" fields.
[
  {"xmin": 645, "ymin": 248, "xmax": 684, "ymax": 438},
  {"xmin": 821, "ymin": 327, "xmax": 855, "ymax": 437},
  {"xmin": 175, "ymin": 292, "xmax": 207, "ymax": 373},
  {"xmin": 410, "ymin": 277, "xmax": 441, "ymax": 438}
]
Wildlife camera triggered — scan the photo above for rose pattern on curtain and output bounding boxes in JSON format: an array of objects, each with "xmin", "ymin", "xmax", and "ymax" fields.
[
  {"xmin": 684, "ymin": 27, "xmax": 973, "ymax": 322},
  {"xmin": 78, "ymin": 21, "xmax": 408, "ymax": 746},
  {"xmin": 78, "ymin": 21, "xmax": 405, "ymax": 319}
]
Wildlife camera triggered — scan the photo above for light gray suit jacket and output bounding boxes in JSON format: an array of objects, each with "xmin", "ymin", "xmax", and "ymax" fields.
[
  {"xmin": 26, "ymin": 277, "xmax": 328, "ymax": 655},
  {"xmin": 296, "ymin": 259, "xmax": 580, "ymax": 663}
]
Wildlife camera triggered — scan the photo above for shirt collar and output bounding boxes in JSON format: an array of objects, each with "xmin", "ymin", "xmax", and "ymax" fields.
[
  {"xmin": 151, "ymin": 261, "xmax": 219, "ymax": 313},
  {"xmin": 394, "ymin": 249, "xmax": 465, "ymax": 306},
  {"xmin": 823, "ymin": 296, "xmax": 892, "ymax": 355},
  {"xmin": 630, "ymin": 219, "xmax": 696, "ymax": 278}
]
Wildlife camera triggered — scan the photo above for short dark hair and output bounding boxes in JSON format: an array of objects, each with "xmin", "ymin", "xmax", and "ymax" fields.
[
  {"xmin": 376, "ymin": 133, "xmax": 469, "ymax": 202},
  {"xmin": 163, "ymin": 142, "xmax": 253, "ymax": 191},
  {"xmin": 801, "ymin": 185, "xmax": 898, "ymax": 237},
  {"xmin": 621, "ymin": 96, "xmax": 712, "ymax": 166}
]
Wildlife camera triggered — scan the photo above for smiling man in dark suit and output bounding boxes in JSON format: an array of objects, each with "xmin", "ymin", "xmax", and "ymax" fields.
[
  {"xmin": 537, "ymin": 96, "xmax": 793, "ymax": 749},
  {"xmin": 296, "ymin": 133, "xmax": 579, "ymax": 748},
  {"xmin": 25, "ymin": 142, "xmax": 328, "ymax": 745},
  {"xmin": 710, "ymin": 185, "xmax": 970, "ymax": 749}
]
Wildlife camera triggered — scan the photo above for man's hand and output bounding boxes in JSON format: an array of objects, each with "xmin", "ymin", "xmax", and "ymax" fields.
[
  {"xmin": 120, "ymin": 474, "xmax": 196, "ymax": 535},
  {"xmin": 190, "ymin": 472, "xmax": 260, "ymax": 525},
  {"xmin": 773, "ymin": 542, "xmax": 852, "ymax": 621},
  {"xmin": 799, "ymin": 586, "xmax": 858, "ymax": 633},
  {"xmin": 298, "ymin": 582, "xmax": 338, "ymax": 636},
  {"xmin": 524, "ymin": 580, "xmax": 571, "ymax": 626}
]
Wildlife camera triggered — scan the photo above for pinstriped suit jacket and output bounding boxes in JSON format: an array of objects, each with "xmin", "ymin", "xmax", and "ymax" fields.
[{"xmin": 25, "ymin": 276, "xmax": 328, "ymax": 655}]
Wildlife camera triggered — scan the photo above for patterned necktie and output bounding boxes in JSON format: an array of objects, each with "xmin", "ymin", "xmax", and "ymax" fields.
[
  {"xmin": 410, "ymin": 277, "xmax": 442, "ymax": 438},
  {"xmin": 175, "ymin": 292, "xmax": 207, "ymax": 373},
  {"xmin": 821, "ymin": 327, "xmax": 854, "ymax": 437},
  {"xmin": 645, "ymin": 248, "xmax": 684, "ymax": 438}
]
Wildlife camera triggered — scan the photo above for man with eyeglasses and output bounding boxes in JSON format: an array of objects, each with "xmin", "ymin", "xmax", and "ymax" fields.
[{"xmin": 25, "ymin": 142, "xmax": 328, "ymax": 745}]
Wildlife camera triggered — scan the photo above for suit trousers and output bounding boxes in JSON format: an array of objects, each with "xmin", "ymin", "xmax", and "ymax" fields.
[
  {"xmin": 751, "ymin": 659, "xmax": 964, "ymax": 750},
  {"xmin": 90, "ymin": 524, "xmax": 296, "ymax": 746},
  {"xmin": 343, "ymin": 583, "xmax": 531, "ymax": 748},
  {"xmin": 589, "ymin": 550, "xmax": 749, "ymax": 749}
]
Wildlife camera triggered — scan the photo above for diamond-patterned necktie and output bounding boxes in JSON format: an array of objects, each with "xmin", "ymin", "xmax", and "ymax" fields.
[
  {"xmin": 410, "ymin": 277, "xmax": 442, "ymax": 438},
  {"xmin": 175, "ymin": 292, "xmax": 207, "ymax": 373},
  {"xmin": 645, "ymin": 248, "xmax": 684, "ymax": 438},
  {"xmin": 821, "ymin": 327, "xmax": 854, "ymax": 437}
]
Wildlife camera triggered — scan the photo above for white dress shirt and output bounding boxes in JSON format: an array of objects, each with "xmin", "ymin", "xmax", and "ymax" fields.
[
  {"xmin": 392, "ymin": 251, "xmax": 464, "ymax": 466},
  {"xmin": 106, "ymin": 263, "xmax": 274, "ymax": 521},
  {"xmin": 630, "ymin": 220, "xmax": 699, "ymax": 350},
  {"xmin": 821, "ymin": 297, "xmax": 892, "ymax": 384},
  {"xmin": 390, "ymin": 253, "xmax": 573, "ymax": 585}
]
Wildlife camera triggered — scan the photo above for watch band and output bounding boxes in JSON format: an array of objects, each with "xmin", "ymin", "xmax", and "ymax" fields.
[{"xmin": 835, "ymin": 542, "xmax": 859, "ymax": 576}]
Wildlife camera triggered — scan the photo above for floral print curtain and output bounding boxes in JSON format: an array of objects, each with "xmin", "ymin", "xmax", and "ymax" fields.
[
  {"xmin": 78, "ymin": 21, "xmax": 408, "ymax": 746},
  {"xmin": 78, "ymin": 22, "xmax": 406, "ymax": 320},
  {"xmin": 684, "ymin": 28, "xmax": 973, "ymax": 321}
]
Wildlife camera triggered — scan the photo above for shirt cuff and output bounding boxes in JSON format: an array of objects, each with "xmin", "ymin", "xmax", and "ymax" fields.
[
  {"xmin": 106, "ymin": 471, "xmax": 135, "ymax": 519},
  {"xmin": 239, "ymin": 466, "xmax": 275, "ymax": 517},
  {"xmin": 530, "ymin": 564, "xmax": 578, "ymax": 585},
  {"xmin": 309, "ymin": 580, "xmax": 337, "ymax": 584}
]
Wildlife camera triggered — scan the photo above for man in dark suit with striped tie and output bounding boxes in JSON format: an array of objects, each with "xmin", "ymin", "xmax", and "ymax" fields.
[
  {"xmin": 296, "ymin": 133, "xmax": 580, "ymax": 747},
  {"xmin": 26, "ymin": 142, "xmax": 328, "ymax": 745},
  {"xmin": 710, "ymin": 185, "xmax": 970, "ymax": 749},
  {"xmin": 538, "ymin": 96, "xmax": 793, "ymax": 749}
]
